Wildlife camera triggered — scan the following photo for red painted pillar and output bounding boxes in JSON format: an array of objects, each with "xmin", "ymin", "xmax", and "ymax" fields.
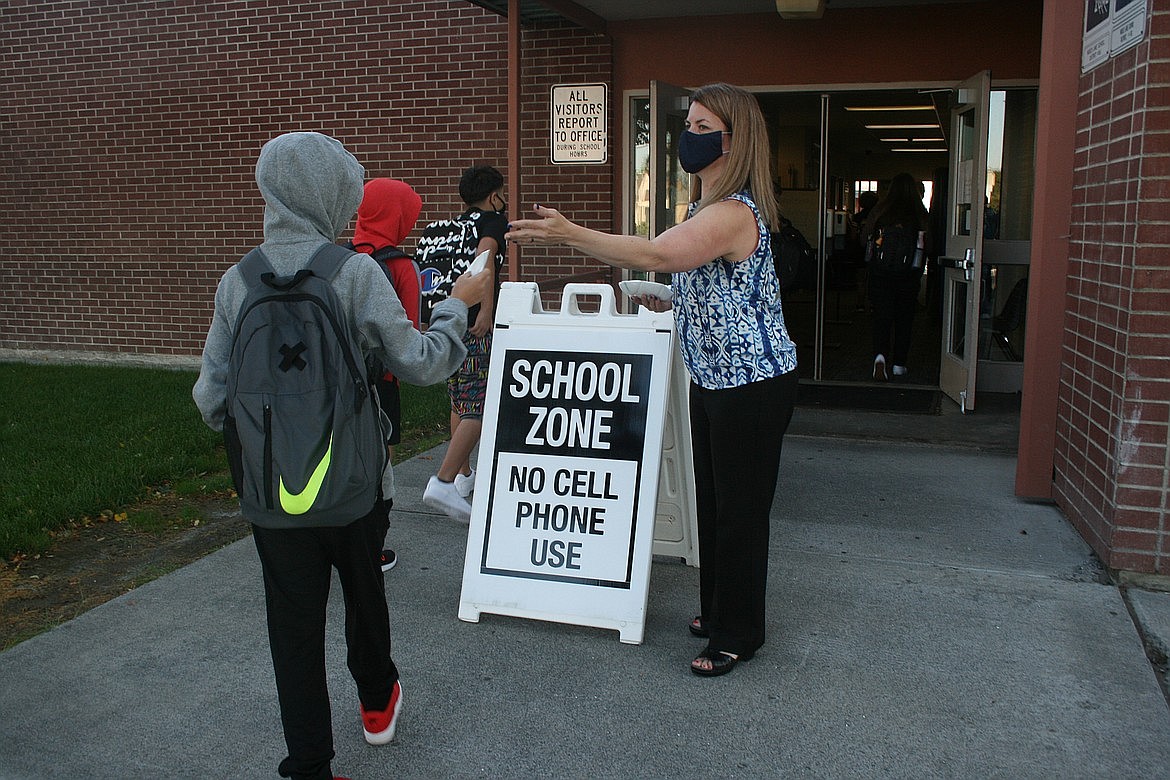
[{"xmin": 1015, "ymin": 0, "xmax": 1080, "ymax": 499}]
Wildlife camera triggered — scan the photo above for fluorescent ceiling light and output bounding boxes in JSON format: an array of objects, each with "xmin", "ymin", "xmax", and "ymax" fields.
[
  {"xmin": 776, "ymin": 0, "xmax": 824, "ymax": 18},
  {"xmin": 865, "ymin": 123, "xmax": 939, "ymax": 130},
  {"xmin": 844, "ymin": 105, "xmax": 935, "ymax": 112},
  {"xmin": 891, "ymin": 148, "xmax": 948, "ymax": 153}
]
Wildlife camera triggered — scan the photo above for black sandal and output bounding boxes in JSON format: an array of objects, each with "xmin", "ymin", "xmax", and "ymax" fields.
[
  {"xmin": 688, "ymin": 616, "xmax": 709, "ymax": 638},
  {"xmin": 690, "ymin": 647, "xmax": 749, "ymax": 677}
]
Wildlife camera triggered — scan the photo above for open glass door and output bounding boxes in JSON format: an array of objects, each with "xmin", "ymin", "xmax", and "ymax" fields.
[
  {"xmin": 939, "ymin": 71, "xmax": 991, "ymax": 412},
  {"xmin": 644, "ymin": 81, "xmax": 699, "ymax": 564},
  {"xmin": 645, "ymin": 81, "xmax": 691, "ymax": 281}
]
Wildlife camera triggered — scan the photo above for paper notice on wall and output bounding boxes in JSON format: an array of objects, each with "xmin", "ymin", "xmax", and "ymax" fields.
[{"xmin": 958, "ymin": 158, "xmax": 974, "ymax": 207}]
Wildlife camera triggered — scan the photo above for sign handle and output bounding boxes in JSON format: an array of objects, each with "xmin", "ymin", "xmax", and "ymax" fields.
[{"xmin": 559, "ymin": 283, "xmax": 618, "ymax": 317}]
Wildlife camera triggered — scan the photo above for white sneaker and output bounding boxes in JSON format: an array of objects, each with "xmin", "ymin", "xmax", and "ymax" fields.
[
  {"xmin": 423, "ymin": 476, "xmax": 472, "ymax": 523},
  {"xmin": 454, "ymin": 469, "xmax": 476, "ymax": 498},
  {"xmin": 891, "ymin": 365, "xmax": 908, "ymax": 377}
]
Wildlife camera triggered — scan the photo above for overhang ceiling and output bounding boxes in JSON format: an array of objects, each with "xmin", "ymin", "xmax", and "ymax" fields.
[
  {"xmin": 466, "ymin": 0, "xmax": 970, "ymax": 171},
  {"xmin": 467, "ymin": 0, "xmax": 965, "ymax": 27}
]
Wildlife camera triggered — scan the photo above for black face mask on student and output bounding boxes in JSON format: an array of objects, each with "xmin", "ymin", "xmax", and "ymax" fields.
[{"xmin": 678, "ymin": 130, "xmax": 727, "ymax": 174}]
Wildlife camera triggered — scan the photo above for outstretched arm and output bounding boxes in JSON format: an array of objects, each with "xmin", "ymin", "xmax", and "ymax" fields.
[{"xmin": 505, "ymin": 201, "xmax": 758, "ymax": 272}]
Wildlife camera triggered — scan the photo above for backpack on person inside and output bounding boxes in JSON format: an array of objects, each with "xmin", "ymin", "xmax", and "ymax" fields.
[
  {"xmin": 363, "ymin": 244, "xmax": 422, "ymax": 317},
  {"xmin": 223, "ymin": 243, "xmax": 386, "ymax": 527},
  {"xmin": 865, "ymin": 223, "xmax": 924, "ymax": 276},
  {"xmin": 772, "ymin": 217, "xmax": 815, "ymax": 292},
  {"xmin": 415, "ymin": 213, "xmax": 481, "ymax": 324},
  {"xmin": 346, "ymin": 242, "xmax": 418, "ymax": 286}
]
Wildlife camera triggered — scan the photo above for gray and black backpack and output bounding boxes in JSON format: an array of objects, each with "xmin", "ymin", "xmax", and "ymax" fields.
[{"xmin": 223, "ymin": 243, "xmax": 386, "ymax": 527}]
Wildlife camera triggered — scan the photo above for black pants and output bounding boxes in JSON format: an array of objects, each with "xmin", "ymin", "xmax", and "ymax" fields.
[
  {"xmin": 252, "ymin": 500, "xmax": 397, "ymax": 780},
  {"xmin": 869, "ymin": 270, "xmax": 924, "ymax": 366},
  {"xmin": 689, "ymin": 369, "xmax": 798, "ymax": 657}
]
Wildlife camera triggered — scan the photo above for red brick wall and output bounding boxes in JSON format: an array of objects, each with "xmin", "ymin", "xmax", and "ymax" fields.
[
  {"xmin": 515, "ymin": 25, "xmax": 614, "ymax": 304},
  {"xmin": 1054, "ymin": 5, "xmax": 1169, "ymax": 576},
  {"xmin": 0, "ymin": 0, "xmax": 611, "ymax": 355}
]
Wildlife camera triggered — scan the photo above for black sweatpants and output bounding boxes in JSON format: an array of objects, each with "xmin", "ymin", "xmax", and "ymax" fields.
[
  {"xmin": 869, "ymin": 269, "xmax": 924, "ymax": 366},
  {"xmin": 252, "ymin": 500, "xmax": 397, "ymax": 780},
  {"xmin": 689, "ymin": 369, "xmax": 798, "ymax": 657}
]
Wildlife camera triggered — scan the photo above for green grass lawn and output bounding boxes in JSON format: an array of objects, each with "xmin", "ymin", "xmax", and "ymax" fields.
[{"xmin": 0, "ymin": 363, "xmax": 450, "ymax": 560}]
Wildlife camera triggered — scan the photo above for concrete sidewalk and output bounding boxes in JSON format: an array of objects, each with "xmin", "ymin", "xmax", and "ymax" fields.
[{"xmin": 2, "ymin": 429, "xmax": 1169, "ymax": 778}]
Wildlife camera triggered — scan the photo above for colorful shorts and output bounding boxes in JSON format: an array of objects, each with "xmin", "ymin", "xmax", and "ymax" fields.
[{"xmin": 448, "ymin": 330, "xmax": 492, "ymax": 419}]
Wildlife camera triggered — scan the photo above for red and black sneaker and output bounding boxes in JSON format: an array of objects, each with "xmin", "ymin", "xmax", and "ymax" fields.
[{"xmin": 360, "ymin": 680, "xmax": 402, "ymax": 745}]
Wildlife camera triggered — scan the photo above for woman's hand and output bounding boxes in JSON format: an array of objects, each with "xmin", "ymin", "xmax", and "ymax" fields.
[
  {"xmin": 629, "ymin": 293, "xmax": 672, "ymax": 312},
  {"xmin": 505, "ymin": 204, "xmax": 574, "ymax": 246}
]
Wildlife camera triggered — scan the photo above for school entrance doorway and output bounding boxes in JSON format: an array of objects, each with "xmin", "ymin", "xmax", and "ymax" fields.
[{"xmin": 626, "ymin": 80, "xmax": 1036, "ymax": 411}]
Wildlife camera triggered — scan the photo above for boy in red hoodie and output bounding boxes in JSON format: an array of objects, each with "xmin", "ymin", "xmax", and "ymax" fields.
[{"xmin": 349, "ymin": 178, "xmax": 424, "ymax": 572}]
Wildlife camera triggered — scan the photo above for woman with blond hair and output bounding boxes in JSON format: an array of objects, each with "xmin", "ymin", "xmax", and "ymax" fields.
[{"xmin": 507, "ymin": 82, "xmax": 798, "ymax": 677}]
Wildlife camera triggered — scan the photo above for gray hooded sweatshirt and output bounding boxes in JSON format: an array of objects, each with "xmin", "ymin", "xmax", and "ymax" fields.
[{"xmin": 193, "ymin": 131, "xmax": 468, "ymax": 447}]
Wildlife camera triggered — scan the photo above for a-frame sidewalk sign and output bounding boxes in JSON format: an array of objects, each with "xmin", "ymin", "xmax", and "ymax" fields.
[{"xmin": 458, "ymin": 282, "xmax": 697, "ymax": 644}]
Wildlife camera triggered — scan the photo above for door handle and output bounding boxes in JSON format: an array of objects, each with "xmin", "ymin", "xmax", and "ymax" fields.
[{"xmin": 939, "ymin": 249, "xmax": 976, "ymax": 281}]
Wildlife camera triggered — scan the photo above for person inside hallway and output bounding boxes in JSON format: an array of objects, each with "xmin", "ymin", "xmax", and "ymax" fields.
[
  {"xmin": 862, "ymin": 172, "xmax": 930, "ymax": 381},
  {"xmin": 348, "ymin": 177, "xmax": 426, "ymax": 573},
  {"xmin": 847, "ymin": 190, "xmax": 879, "ymax": 311},
  {"xmin": 852, "ymin": 190, "xmax": 879, "ymax": 235},
  {"xmin": 192, "ymin": 132, "xmax": 488, "ymax": 780},
  {"xmin": 421, "ymin": 165, "xmax": 508, "ymax": 523},
  {"xmin": 925, "ymin": 165, "xmax": 948, "ymax": 324},
  {"xmin": 847, "ymin": 190, "xmax": 879, "ymax": 264},
  {"xmin": 506, "ymin": 82, "xmax": 799, "ymax": 678}
]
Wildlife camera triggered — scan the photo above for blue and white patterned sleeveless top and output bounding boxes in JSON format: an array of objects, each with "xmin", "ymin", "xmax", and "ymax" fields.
[{"xmin": 672, "ymin": 190, "xmax": 798, "ymax": 390}]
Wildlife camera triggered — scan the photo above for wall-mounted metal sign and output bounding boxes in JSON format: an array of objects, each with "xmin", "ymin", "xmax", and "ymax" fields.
[
  {"xmin": 1082, "ymin": 0, "xmax": 1147, "ymax": 73},
  {"xmin": 551, "ymin": 84, "xmax": 608, "ymax": 164}
]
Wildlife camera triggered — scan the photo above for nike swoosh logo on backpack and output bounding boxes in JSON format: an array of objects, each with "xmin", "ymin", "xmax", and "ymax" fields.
[{"xmin": 278, "ymin": 434, "xmax": 333, "ymax": 515}]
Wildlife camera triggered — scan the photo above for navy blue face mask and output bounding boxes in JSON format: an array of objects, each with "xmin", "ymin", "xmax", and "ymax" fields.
[{"xmin": 678, "ymin": 129, "xmax": 726, "ymax": 174}]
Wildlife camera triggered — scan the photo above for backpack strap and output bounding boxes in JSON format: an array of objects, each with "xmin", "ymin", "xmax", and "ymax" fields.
[
  {"xmin": 461, "ymin": 212, "xmax": 480, "ymax": 242},
  {"xmin": 236, "ymin": 248, "xmax": 274, "ymax": 289},
  {"xmin": 239, "ymin": 243, "xmax": 357, "ymax": 292},
  {"xmin": 369, "ymin": 246, "xmax": 411, "ymax": 286},
  {"xmin": 306, "ymin": 242, "xmax": 356, "ymax": 282},
  {"xmin": 371, "ymin": 246, "xmax": 410, "ymax": 263},
  {"xmin": 305, "ymin": 242, "xmax": 373, "ymax": 410}
]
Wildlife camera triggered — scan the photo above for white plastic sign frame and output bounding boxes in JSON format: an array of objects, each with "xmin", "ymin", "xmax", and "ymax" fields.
[{"xmin": 459, "ymin": 282, "xmax": 673, "ymax": 644}]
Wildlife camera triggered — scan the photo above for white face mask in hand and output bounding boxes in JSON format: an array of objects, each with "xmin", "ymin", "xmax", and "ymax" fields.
[{"xmin": 466, "ymin": 250, "xmax": 490, "ymax": 276}]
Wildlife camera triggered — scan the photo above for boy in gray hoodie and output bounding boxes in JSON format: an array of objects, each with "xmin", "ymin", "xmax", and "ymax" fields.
[{"xmin": 193, "ymin": 131, "xmax": 486, "ymax": 780}]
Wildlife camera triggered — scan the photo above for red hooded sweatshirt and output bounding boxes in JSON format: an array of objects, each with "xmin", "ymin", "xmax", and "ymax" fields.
[{"xmin": 352, "ymin": 178, "xmax": 424, "ymax": 380}]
